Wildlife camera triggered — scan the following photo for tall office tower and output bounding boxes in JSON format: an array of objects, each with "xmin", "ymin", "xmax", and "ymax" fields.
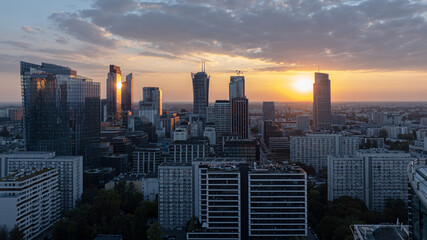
[
  {"xmin": 139, "ymin": 87, "xmax": 162, "ymax": 127},
  {"xmin": 107, "ymin": 65, "xmax": 122, "ymax": 123},
  {"xmin": 214, "ymin": 100, "xmax": 231, "ymax": 144},
  {"xmin": 133, "ymin": 144, "xmax": 164, "ymax": 174},
  {"xmin": 296, "ymin": 115, "xmax": 310, "ymax": 131},
  {"xmin": 290, "ymin": 134, "xmax": 359, "ymax": 171},
  {"xmin": 0, "ymin": 152, "xmax": 83, "ymax": 212},
  {"xmin": 20, "ymin": 61, "xmax": 100, "ymax": 167},
  {"xmin": 229, "ymin": 76, "xmax": 245, "ymax": 99},
  {"xmin": 191, "ymin": 68, "xmax": 210, "ymax": 117},
  {"xmin": 328, "ymin": 149, "xmax": 414, "ymax": 211},
  {"xmin": 188, "ymin": 161, "xmax": 307, "ymax": 239},
  {"xmin": 231, "ymin": 97, "xmax": 249, "ymax": 139},
  {"xmin": 159, "ymin": 162, "xmax": 193, "ymax": 230},
  {"xmin": 168, "ymin": 137, "xmax": 209, "ymax": 163},
  {"xmin": 262, "ymin": 101, "xmax": 275, "ymax": 122},
  {"xmin": 121, "ymin": 73, "xmax": 134, "ymax": 113},
  {"xmin": 408, "ymin": 159, "xmax": 427, "ymax": 240},
  {"xmin": 0, "ymin": 168, "xmax": 60, "ymax": 240},
  {"xmin": 206, "ymin": 105, "xmax": 215, "ymax": 124},
  {"xmin": 313, "ymin": 72, "xmax": 331, "ymax": 130}
]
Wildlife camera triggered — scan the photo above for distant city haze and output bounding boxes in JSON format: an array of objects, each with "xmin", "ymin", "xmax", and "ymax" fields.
[{"xmin": 1, "ymin": 0, "xmax": 427, "ymax": 102}]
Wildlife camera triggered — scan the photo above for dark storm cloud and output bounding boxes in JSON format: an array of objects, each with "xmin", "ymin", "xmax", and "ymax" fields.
[{"xmin": 51, "ymin": 0, "xmax": 427, "ymax": 71}]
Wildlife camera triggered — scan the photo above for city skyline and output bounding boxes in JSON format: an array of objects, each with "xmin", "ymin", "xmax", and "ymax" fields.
[{"xmin": 1, "ymin": 0, "xmax": 427, "ymax": 102}]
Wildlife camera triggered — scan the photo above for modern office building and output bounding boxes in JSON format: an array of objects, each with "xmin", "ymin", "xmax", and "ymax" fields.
[
  {"xmin": 296, "ymin": 115, "xmax": 310, "ymax": 131},
  {"xmin": 290, "ymin": 134, "xmax": 359, "ymax": 171},
  {"xmin": 192, "ymin": 69, "xmax": 210, "ymax": 117},
  {"xmin": 328, "ymin": 149, "xmax": 414, "ymax": 210},
  {"xmin": 268, "ymin": 137, "xmax": 291, "ymax": 162},
  {"xmin": 313, "ymin": 72, "xmax": 331, "ymax": 130},
  {"xmin": 0, "ymin": 151, "xmax": 83, "ymax": 212},
  {"xmin": 214, "ymin": 100, "xmax": 231, "ymax": 143},
  {"xmin": 158, "ymin": 162, "xmax": 193, "ymax": 230},
  {"xmin": 0, "ymin": 168, "xmax": 60, "ymax": 240},
  {"xmin": 262, "ymin": 101, "xmax": 275, "ymax": 122},
  {"xmin": 223, "ymin": 139, "xmax": 260, "ymax": 162},
  {"xmin": 133, "ymin": 144, "xmax": 164, "ymax": 174},
  {"xmin": 231, "ymin": 97, "xmax": 249, "ymax": 139},
  {"xmin": 174, "ymin": 126, "xmax": 189, "ymax": 141},
  {"xmin": 139, "ymin": 87, "xmax": 162, "ymax": 127},
  {"xmin": 20, "ymin": 61, "xmax": 100, "ymax": 167},
  {"xmin": 101, "ymin": 153, "xmax": 129, "ymax": 176},
  {"xmin": 107, "ymin": 65, "xmax": 122, "ymax": 123},
  {"xmin": 121, "ymin": 73, "xmax": 134, "ymax": 113},
  {"xmin": 188, "ymin": 161, "xmax": 307, "ymax": 240},
  {"xmin": 407, "ymin": 159, "xmax": 427, "ymax": 240},
  {"xmin": 229, "ymin": 76, "xmax": 245, "ymax": 99},
  {"xmin": 168, "ymin": 138, "xmax": 209, "ymax": 163}
]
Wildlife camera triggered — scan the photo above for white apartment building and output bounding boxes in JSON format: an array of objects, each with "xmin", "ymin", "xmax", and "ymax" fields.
[
  {"xmin": 188, "ymin": 160, "xmax": 307, "ymax": 240},
  {"xmin": 0, "ymin": 152, "xmax": 83, "ymax": 211},
  {"xmin": 0, "ymin": 168, "xmax": 60, "ymax": 240},
  {"xmin": 327, "ymin": 149, "xmax": 414, "ymax": 210},
  {"xmin": 173, "ymin": 127, "xmax": 189, "ymax": 141},
  {"xmin": 290, "ymin": 134, "xmax": 359, "ymax": 171},
  {"xmin": 158, "ymin": 162, "xmax": 193, "ymax": 230},
  {"xmin": 168, "ymin": 138, "xmax": 209, "ymax": 163}
]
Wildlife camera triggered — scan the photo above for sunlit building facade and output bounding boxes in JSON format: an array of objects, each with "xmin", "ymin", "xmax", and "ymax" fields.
[
  {"xmin": 121, "ymin": 73, "xmax": 134, "ymax": 113},
  {"xmin": 107, "ymin": 65, "xmax": 122, "ymax": 123},
  {"xmin": 20, "ymin": 61, "xmax": 100, "ymax": 167}
]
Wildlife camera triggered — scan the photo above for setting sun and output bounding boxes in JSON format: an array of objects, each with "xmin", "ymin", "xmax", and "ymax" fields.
[
  {"xmin": 293, "ymin": 78, "xmax": 312, "ymax": 93},
  {"xmin": 116, "ymin": 81, "xmax": 122, "ymax": 89}
]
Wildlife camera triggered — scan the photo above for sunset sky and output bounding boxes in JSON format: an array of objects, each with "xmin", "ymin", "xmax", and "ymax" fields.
[{"xmin": 1, "ymin": 0, "xmax": 427, "ymax": 102}]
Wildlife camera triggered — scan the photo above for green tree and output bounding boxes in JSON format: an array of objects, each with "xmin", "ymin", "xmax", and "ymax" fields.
[
  {"xmin": 8, "ymin": 226, "xmax": 24, "ymax": 240},
  {"xmin": 379, "ymin": 129, "xmax": 388, "ymax": 139},
  {"xmin": 361, "ymin": 211, "xmax": 383, "ymax": 224},
  {"xmin": 0, "ymin": 225, "xmax": 8, "ymax": 240},
  {"xmin": 147, "ymin": 222, "xmax": 162, "ymax": 240},
  {"xmin": 93, "ymin": 190, "xmax": 122, "ymax": 225}
]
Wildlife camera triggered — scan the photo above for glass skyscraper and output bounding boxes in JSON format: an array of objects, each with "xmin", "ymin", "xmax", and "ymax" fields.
[
  {"xmin": 107, "ymin": 65, "xmax": 122, "ymax": 123},
  {"xmin": 229, "ymin": 76, "xmax": 245, "ymax": 99},
  {"xmin": 20, "ymin": 61, "xmax": 101, "ymax": 167},
  {"xmin": 191, "ymin": 71, "xmax": 210, "ymax": 117},
  {"xmin": 313, "ymin": 72, "xmax": 331, "ymax": 130}
]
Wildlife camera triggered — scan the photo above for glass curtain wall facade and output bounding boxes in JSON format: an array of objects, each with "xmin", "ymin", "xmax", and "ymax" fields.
[{"xmin": 21, "ymin": 61, "xmax": 100, "ymax": 167}]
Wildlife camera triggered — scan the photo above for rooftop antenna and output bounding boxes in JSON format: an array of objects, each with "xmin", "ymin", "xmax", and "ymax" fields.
[{"xmin": 317, "ymin": 65, "xmax": 320, "ymax": 72}]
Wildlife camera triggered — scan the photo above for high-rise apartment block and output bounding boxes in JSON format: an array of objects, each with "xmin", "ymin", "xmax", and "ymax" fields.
[
  {"xmin": 290, "ymin": 134, "xmax": 359, "ymax": 171},
  {"xmin": 0, "ymin": 168, "xmax": 60, "ymax": 240},
  {"xmin": 158, "ymin": 162, "xmax": 193, "ymax": 230},
  {"xmin": 188, "ymin": 161, "xmax": 307, "ymax": 239},
  {"xmin": 0, "ymin": 152, "xmax": 83, "ymax": 212},
  {"xmin": 20, "ymin": 61, "xmax": 100, "ymax": 167},
  {"xmin": 408, "ymin": 159, "xmax": 427, "ymax": 240},
  {"xmin": 107, "ymin": 65, "xmax": 122, "ymax": 123},
  {"xmin": 313, "ymin": 72, "xmax": 331, "ymax": 130},
  {"xmin": 262, "ymin": 101, "xmax": 275, "ymax": 122},
  {"xmin": 328, "ymin": 150, "xmax": 414, "ymax": 210}
]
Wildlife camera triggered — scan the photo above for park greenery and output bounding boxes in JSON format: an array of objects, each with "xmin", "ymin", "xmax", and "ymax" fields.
[
  {"xmin": 308, "ymin": 182, "xmax": 408, "ymax": 240},
  {"xmin": 53, "ymin": 181, "xmax": 160, "ymax": 240}
]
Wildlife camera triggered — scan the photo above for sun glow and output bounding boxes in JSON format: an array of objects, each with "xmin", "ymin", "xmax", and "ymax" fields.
[
  {"xmin": 117, "ymin": 81, "xmax": 122, "ymax": 89},
  {"xmin": 293, "ymin": 78, "xmax": 312, "ymax": 93}
]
